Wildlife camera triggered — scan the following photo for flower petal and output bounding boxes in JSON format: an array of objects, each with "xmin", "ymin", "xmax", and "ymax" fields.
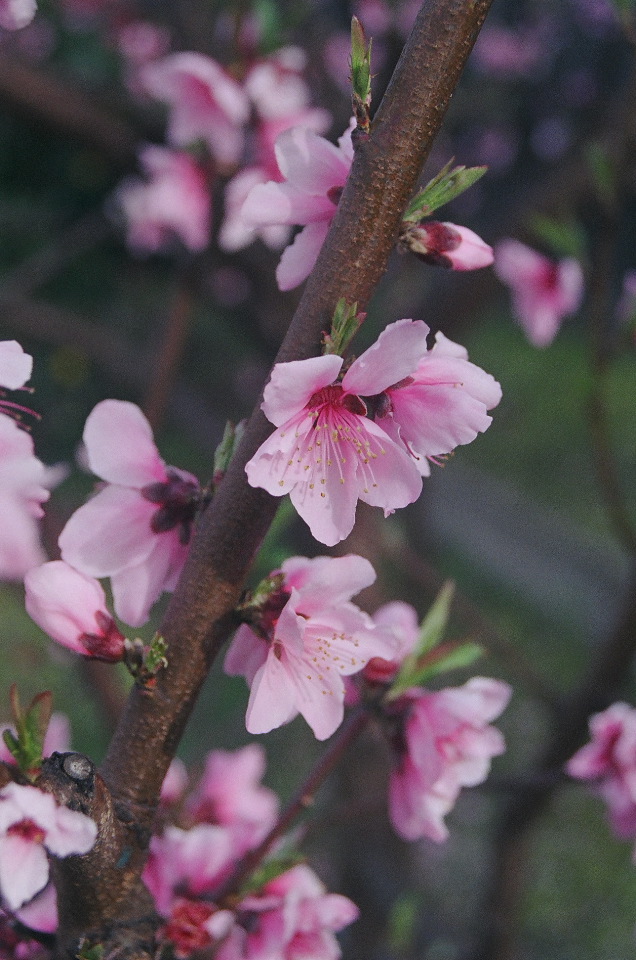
[
  {"xmin": 343, "ymin": 319, "xmax": 430, "ymax": 396},
  {"xmin": 276, "ymin": 221, "xmax": 330, "ymax": 291},
  {"xmin": 83, "ymin": 400, "xmax": 167, "ymax": 487}
]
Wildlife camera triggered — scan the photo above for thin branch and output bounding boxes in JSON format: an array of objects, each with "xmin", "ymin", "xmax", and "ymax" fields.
[
  {"xmin": 46, "ymin": 0, "xmax": 497, "ymax": 948},
  {"xmin": 213, "ymin": 707, "xmax": 370, "ymax": 903}
]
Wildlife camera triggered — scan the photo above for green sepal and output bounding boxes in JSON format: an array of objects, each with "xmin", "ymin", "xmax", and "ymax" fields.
[
  {"xmin": 403, "ymin": 160, "xmax": 487, "ymax": 223},
  {"xmin": 4, "ymin": 685, "xmax": 53, "ymax": 780},
  {"xmin": 350, "ymin": 17, "xmax": 372, "ymax": 132},
  {"xmin": 323, "ymin": 298, "xmax": 365, "ymax": 357},
  {"xmin": 213, "ymin": 420, "xmax": 246, "ymax": 487},
  {"xmin": 387, "ymin": 582, "xmax": 455, "ymax": 698},
  {"xmin": 124, "ymin": 634, "xmax": 168, "ymax": 687},
  {"xmin": 240, "ymin": 852, "xmax": 305, "ymax": 896},
  {"xmin": 76, "ymin": 940, "xmax": 104, "ymax": 960},
  {"xmin": 528, "ymin": 213, "xmax": 587, "ymax": 261},
  {"xmin": 387, "ymin": 893, "xmax": 422, "ymax": 955}
]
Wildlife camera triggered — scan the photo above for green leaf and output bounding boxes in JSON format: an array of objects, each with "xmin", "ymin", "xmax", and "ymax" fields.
[
  {"xmin": 387, "ymin": 582, "xmax": 455, "ymax": 698},
  {"xmin": 403, "ymin": 161, "xmax": 487, "ymax": 222},
  {"xmin": 323, "ymin": 298, "xmax": 365, "ymax": 357},
  {"xmin": 350, "ymin": 17, "xmax": 372, "ymax": 132},
  {"xmin": 404, "ymin": 640, "xmax": 484, "ymax": 687},
  {"xmin": 5, "ymin": 686, "xmax": 53, "ymax": 778},
  {"xmin": 240, "ymin": 853, "xmax": 305, "ymax": 895},
  {"xmin": 528, "ymin": 213, "xmax": 587, "ymax": 261}
]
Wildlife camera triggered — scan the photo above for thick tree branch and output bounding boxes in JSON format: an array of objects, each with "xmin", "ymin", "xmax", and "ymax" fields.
[{"xmin": 48, "ymin": 0, "xmax": 496, "ymax": 949}]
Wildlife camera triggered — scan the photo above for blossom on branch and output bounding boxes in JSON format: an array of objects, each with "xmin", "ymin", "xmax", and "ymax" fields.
[
  {"xmin": 567, "ymin": 702, "xmax": 636, "ymax": 839},
  {"xmin": 0, "ymin": 782, "xmax": 96, "ymax": 911},
  {"xmin": 388, "ymin": 677, "xmax": 511, "ymax": 841},
  {"xmin": 141, "ymin": 52, "xmax": 249, "ymax": 168},
  {"xmin": 494, "ymin": 239, "xmax": 584, "ymax": 347},
  {"xmin": 59, "ymin": 400, "xmax": 202, "ymax": 627},
  {"xmin": 114, "ymin": 146, "xmax": 211, "ymax": 255},
  {"xmin": 246, "ymin": 320, "xmax": 500, "ymax": 544},
  {"xmin": 225, "ymin": 555, "xmax": 390, "ymax": 739},
  {"xmin": 239, "ymin": 121, "xmax": 354, "ymax": 290},
  {"xmin": 401, "ymin": 221, "xmax": 494, "ymax": 270},
  {"xmin": 25, "ymin": 561, "xmax": 125, "ymax": 661}
]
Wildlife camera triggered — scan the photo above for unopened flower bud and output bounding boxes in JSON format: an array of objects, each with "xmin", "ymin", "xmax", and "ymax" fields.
[
  {"xmin": 402, "ymin": 221, "xmax": 494, "ymax": 270},
  {"xmin": 25, "ymin": 561, "xmax": 125, "ymax": 662}
]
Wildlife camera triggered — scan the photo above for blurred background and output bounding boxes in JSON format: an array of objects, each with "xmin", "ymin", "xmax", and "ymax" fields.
[{"xmin": 1, "ymin": 0, "xmax": 636, "ymax": 957}]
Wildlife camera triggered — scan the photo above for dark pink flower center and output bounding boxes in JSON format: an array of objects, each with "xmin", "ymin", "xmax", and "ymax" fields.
[
  {"xmin": 8, "ymin": 818, "xmax": 46, "ymax": 844},
  {"xmin": 141, "ymin": 470, "xmax": 201, "ymax": 544},
  {"xmin": 163, "ymin": 899, "xmax": 214, "ymax": 957},
  {"xmin": 308, "ymin": 384, "xmax": 366, "ymax": 417}
]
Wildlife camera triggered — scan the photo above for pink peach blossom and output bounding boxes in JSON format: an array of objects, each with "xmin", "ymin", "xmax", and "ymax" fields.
[
  {"xmin": 246, "ymin": 320, "xmax": 500, "ymax": 543},
  {"xmin": 0, "ymin": 0, "xmax": 36, "ymax": 29},
  {"xmin": 0, "ymin": 414, "xmax": 58, "ymax": 581},
  {"xmin": 225, "ymin": 555, "xmax": 389, "ymax": 739},
  {"xmin": 115, "ymin": 146, "xmax": 211, "ymax": 254},
  {"xmin": 240, "ymin": 121, "xmax": 354, "ymax": 290},
  {"xmin": 187, "ymin": 745, "xmax": 278, "ymax": 851},
  {"xmin": 59, "ymin": 400, "xmax": 201, "ymax": 627},
  {"xmin": 566, "ymin": 702, "xmax": 636, "ymax": 838},
  {"xmin": 143, "ymin": 824, "xmax": 235, "ymax": 916},
  {"xmin": 404, "ymin": 222, "xmax": 494, "ymax": 270},
  {"xmin": 0, "ymin": 782, "xmax": 96, "ymax": 911},
  {"xmin": 369, "ymin": 325, "xmax": 502, "ymax": 477},
  {"xmin": 141, "ymin": 52, "xmax": 249, "ymax": 168},
  {"xmin": 494, "ymin": 239, "xmax": 584, "ymax": 347},
  {"xmin": 388, "ymin": 678, "xmax": 511, "ymax": 841},
  {"xmin": 25, "ymin": 561, "xmax": 125, "ymax": 661}
]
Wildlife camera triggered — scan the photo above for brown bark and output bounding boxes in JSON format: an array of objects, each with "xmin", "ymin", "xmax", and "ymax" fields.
[{"xmin": 46, "ymin": 1, "xmax": 496, "ymax": 952}]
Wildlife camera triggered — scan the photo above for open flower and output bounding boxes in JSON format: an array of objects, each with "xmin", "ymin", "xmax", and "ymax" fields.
[
  {"xmin": 215, "ymin": 864, "xmax": 359, "ymax": 960},
  {"xmin": 115, "ymin": 146, "xmax": 211, "ymax": 254},
  {"xmin": 494, "ymin": 239, "xmax": 584, "ymax": 346},
  {"xmin": 140, "ymin": 52, "xmax": 249, "ymax": 168},
  {"xmin": 240, "ymin": 121, "xmax": 354, "ymax": 290},
  {"xmin": 567, "ymin": 702, "xmax": 636, "ymax": 839},
  {"xmin": 225, "ymin": 555, "xmax": 389, "ymax": 739},
  {"xmin": 59, "ymin": 400, "xmax": 201, "ymax": 627},
  {"xmin": 388, "ymin": 678, "xmax": 511, "ymax": 841},
  {"xmin": 246, "ymin": 320, "xmax": 500, "ymax": 545},
  {"xmin": 0, "ymin": 782, "xmax": 96, "ymax": 911},
  {"xmin": 25, "ymin": 561, "xmax": 125, "ymax": 661}
]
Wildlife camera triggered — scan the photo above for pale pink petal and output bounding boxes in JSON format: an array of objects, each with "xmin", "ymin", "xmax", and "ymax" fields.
[
  {"xmin": 274, "ymin": 126, "xmax": 351, "ymax": 194},
  {"xmin": 110, "ymin": 534, "xmax": 186, "ymax": 627},
  {"xmin": 281, "ymin": 554, "xmax": 375, "ymax": 614},
  {"xmin": 25, "ymin": 561, "xmax": 110, "ymax": 654},
  {"xmin": 0, "ymin": 0, "xmax": 36, "ymax": 30},
  {"xmin": 276, "ymin": 221, "xmax": 330, "ymax": 290},
  {"xmin": 59, "ymin": 486, "xmax": 157, "ymax": 578},
  {"xmin": 0, "ymin": 340, "xmax": 32, "ymax": 389},
  {"xmin": 43, "ymin": 805, "xmax": 97, "ymax": 857},
  {"xmin": 261, "ymin": 355, "xmax": 343, "ymax": 427},
  {"xmin": 241, "ymin": 180, "xmax": 336, "ymax": 227},
  {"xmin": 342, "ymin": 319, "xmax": 430, "ymax": 396},
  {"xmin": 83, "ymin": 400, "xmax": 166, "ymax": 487},
  {"xmin": 224, "ymin": 625, "xmax": 269, "ymax": 685},
  {"xmin": 15, "ymin": 881, "xmax": 58, "ymax": 933},
  {"xmin": 246, "ymin": 653, "xmax": 300, "ymax": 735},
  {"xmin": 0, "ymin": 833, "xmax": 49, "ymax": 910}
]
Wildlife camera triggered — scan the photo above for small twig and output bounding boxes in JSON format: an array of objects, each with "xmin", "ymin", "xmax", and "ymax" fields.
[
  {"xmin": 142, "ymin": 277, "xmax": 194, "ymax": 433},
  {"xmin": 213, "ymin": 707, "xmax": 370, "ymax": 903}
]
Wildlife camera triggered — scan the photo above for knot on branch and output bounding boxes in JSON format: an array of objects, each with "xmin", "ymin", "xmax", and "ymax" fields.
[{"xmin": 37, "ymin": 753, "xmax": 159, "ymax": 960}]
